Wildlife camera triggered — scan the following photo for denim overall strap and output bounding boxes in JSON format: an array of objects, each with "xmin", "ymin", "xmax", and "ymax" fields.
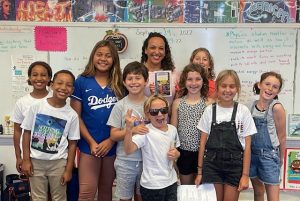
[{"xmin": 250, "ymin": 101, "xmax": 274, "ymax": 153}]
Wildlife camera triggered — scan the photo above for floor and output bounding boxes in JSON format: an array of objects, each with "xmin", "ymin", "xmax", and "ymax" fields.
[
  {"xmin": 111, "ymin": 188, "xmax": 300, "ymax": 201},
  {"xmin": 239, "ymin": 189, "xmax": 300, "ymax": 201}
]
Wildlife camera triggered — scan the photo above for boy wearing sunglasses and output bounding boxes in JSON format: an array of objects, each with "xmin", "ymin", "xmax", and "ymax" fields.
[
  {"xmin": 107, "ymin": 61, "xmax": 149, "ymax": 201},
  {"xmin": 124, "ymin": 94, "xmax": 180, "ymax": 201}
]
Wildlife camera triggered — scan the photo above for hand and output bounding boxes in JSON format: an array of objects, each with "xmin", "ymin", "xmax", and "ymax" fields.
[
  {"xmin": 195, "ymin": 174, "xmax": 202, "ymax": 187},
  {"xmin": 149, "ymin": 83, "xmax": 156, "ymax": 95},
  {"xmin": 238, "ymin": 174, "xmax": 249, "ymax": 191},
  {"xmin": 125, "ymin": 109, "xmax": 137, "ymax": 130},
  {"xmin": 60, "ymin": 169, "xmax": 72, "ymax": 186},
  {"xmin": 16, "ymin": 157, "xmax": 23, "ymax": 173},
  {"xmin": 21, "ymin": 159, "xmax": 33, "ymax": 177},
  {"xmin": 90, "ymin": 141, "xmax": 99, "ymax": 156},
  {"xmin": 132, "ymin": 124, "xmax": 149, "ymax": 135},
  {"xmin": 167, "ymin": 148, "xmax": 180, "ymax": 161},
  {"xmin": 96, "ymin": 138, "xmax": 115, "ymax": 157}
]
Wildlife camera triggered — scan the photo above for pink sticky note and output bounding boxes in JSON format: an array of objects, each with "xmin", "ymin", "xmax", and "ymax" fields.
[{"xmin": 35, "ymin": 26, "xmax": 67, "ymax": 52}]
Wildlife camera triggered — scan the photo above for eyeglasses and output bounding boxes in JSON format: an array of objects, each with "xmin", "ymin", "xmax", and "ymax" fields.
[{"xmin": 149, "ymin": 107, "xmax": 168, "ymax": 116}]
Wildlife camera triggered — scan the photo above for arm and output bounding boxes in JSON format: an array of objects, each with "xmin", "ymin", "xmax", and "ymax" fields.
[
  {"xmin": 195, "ymin": 132, "xmax": 208, "ymax": 186},
  {"xmin": 170, "ymin": 98, "xmax": 179, "ymax": 127},
  {"xmin": 61, "ymin": 140, "xmax": 77, "ymax": 185},
  {"xmin": 13, "ymin": 122, "xmax": 22, "ymax": 172},
  {"xmin": 70, "ymin": 99, "xmax": 98, "ymax": 156},
  {"xmin": 273, "ymin": 103, "xmax": 286, "ymax": 165},
  {"xmin": 110, "ymin": 124, "xmax": 149, "ymax": 142},
  {"xmin": 123, "ymin": 109, "xmax": 139, "ymax": 155},
  {"xmin": 22, "ymin": 129, "xmax": 33, "ymax": 177},
  {"xmin": 238, "ymin": 135, "xmax": 251, "ymax": 191}
]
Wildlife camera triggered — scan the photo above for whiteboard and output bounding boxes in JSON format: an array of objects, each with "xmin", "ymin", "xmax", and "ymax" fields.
[{"xmin": 0, "ymin": 23, "xmax": 298, "ymax": 125}]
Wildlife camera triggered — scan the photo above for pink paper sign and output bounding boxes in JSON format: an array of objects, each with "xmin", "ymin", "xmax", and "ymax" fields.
[{"xmin": 35, "ymin": 26, "xmax": 67, "ymax": 51}]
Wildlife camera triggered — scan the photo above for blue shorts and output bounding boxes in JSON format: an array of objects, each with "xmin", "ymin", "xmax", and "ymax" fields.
[
  {"xmin": 114, "ymin": 158, "xmax": 142, "ymax": 199},
  {"xmin": 250, "ymin": 149, "xmax": 280, "ymax": 185}
]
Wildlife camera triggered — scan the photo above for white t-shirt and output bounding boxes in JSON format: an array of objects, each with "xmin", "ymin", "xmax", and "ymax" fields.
[
  {"xmin": 21, "ymin": 99, "xmax": 80, "ymax": 160},
  {"xmin": 12, "ymin": 93, "xmax": 52, "ymax": 124},
  {"xmin": 197, "ymin": 103, "xmax": 257, "ymax": 150},
  {"xmin": 132, "ymin": 124, "xmax": 180, "ymax": 189}
]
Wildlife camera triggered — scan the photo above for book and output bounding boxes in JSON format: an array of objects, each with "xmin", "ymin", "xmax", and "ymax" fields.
[
  {"xmin": 155, "ymin": 70, "xmax": 172, "ymax": 97},
  {"xmin": 284, "ymin": 148, "xmax": 300, "ymax": 190},
  {"xmin": 288, "ymin": 114, "xmax": 300, "ymax": 138}
]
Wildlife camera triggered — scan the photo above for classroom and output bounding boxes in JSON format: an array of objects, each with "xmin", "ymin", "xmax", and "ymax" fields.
[{"xmin": 1, "ymin": 1, "xmax": 300, "ymax": 201}]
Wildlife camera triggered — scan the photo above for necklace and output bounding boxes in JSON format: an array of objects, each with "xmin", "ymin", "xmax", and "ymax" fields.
[{"xmin": 257, "ymin": 102, "xmax": 269, "ymax": 111}]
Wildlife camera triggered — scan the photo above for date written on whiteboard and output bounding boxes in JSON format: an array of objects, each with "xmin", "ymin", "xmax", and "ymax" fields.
[{"xmin": 180, "ymin": 29, "xmax": 192, "ymax": 36}]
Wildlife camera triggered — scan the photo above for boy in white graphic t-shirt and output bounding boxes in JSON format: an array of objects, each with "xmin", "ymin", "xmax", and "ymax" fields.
[{"xmin": 21, "ymin": 70, "xmax": 80, "ymax": 201}]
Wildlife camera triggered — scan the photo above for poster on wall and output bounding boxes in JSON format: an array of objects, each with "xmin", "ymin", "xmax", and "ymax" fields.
[
  {"xmin": 0, "ymin": 0, "xmax": 16, "ymax": 20},
  {"xmin": 128, "ymin": 0, "xmax": 150, "ymax": 22},
  {"xmin": 16, "ymin": 0, "xmax": 72, "ymax": 22},
  {"xmin": 239, "ymin": 0, "xmax": 297, "ymax": 23},
  {"xmin": 284, "ymin": 148, "xmax": 300, "ymax": 190},
  {"xmin": 72, "ymin": 0, "xmax": 127, "ymax": 22},
  {"xmin": 199, "ymin": 0, "xmax": 239, "ymax": 23},
  {"xmin": 288, "ymin": 114, "xmax": 300, "ymax": 139}
]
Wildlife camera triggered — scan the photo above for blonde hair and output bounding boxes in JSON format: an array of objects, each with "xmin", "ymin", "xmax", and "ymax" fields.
[
  {"xmin": 144, "ymin": 95, "xmax": 168, "ymax": 115},
  {"xmin": 81, "ymin": 40, "xmax": 124, "ymax": 99},
  {"xmin": 215, "ymin": 69, "xmax": 241, "ymax": 99}
]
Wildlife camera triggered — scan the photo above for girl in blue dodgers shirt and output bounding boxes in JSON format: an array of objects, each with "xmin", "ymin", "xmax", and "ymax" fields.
[
  {"xmin": 250, "ymin": 72, "xmax": 286, "ymax": 201},
  {"xmin": 71, "ymin": 40, "xmax": 124, "ymax": 201},
  {"xmin": 195, "ymin": 70, "xmax": 257, "ymax": 201},
  {"xmin": 124, "ymin": 95, "xmax": 180, "ymax": 201}
]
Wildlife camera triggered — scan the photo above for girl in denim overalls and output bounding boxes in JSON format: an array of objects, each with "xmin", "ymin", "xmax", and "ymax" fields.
[
  {"xmin": 195, "ymin": 70, "xmax": 257, "ymax": 201},
  {"xmin": 250, "ymin": 72, "xmax": 286, "ymax": 201}
]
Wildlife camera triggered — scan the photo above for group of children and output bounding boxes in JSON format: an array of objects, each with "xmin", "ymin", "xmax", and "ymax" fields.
[{"xmin": 11, "ymin": 32, "xmax": 286, "ymax": 201}]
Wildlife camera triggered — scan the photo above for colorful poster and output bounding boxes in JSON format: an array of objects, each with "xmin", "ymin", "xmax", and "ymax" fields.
[
  {"xmin": 128, "ymin": 0, "xmax": 150, "ymax": 22},
  {"xmin": 32, "ymin": 113, "xmax": 66, "ymax": 154},
  {"xmin": 72, "ymin": 0, "xmax": 127, "ymax": 22},
  {"xmin": 0, "ymin": 0, "xmax": 16, "ymax": 20},
  {"xmin": 288, "ymin": 114, "xmax": 300, "ymax": 139},
  {"xmin": 16, "ymin": 0, "xmax": 72, "ymax": 22},
  {"xmin": 199, "ymin": 0, "xmax": 239, "ymax": 23},
  {"xmin": 149, "ymin": 0, "xmax": 166, "ymax": 22},
  {"xmin": 165, "ymin": 0, "xmax": 184, "ymax": 23},
  {"xmin": 284, "ymin": 148, "xmax": 300, "ymax": 190},
  {"xmin": 184, "ymin": 0, "xmax": 201, "ymax": 23},
  {"xmin": 239, "ymin": 0, "xmax": 296, "ymax": 23}
]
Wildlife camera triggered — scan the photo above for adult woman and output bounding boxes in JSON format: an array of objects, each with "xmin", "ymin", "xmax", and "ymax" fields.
[{"xmin": 141, "ymin": 32, "xmax": 180, "ymax": 107}]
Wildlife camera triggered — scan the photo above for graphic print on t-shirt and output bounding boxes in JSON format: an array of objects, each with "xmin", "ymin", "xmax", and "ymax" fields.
[{"xmin": 31, "ymin": 113, "xmax": 66, "ymax": 154}]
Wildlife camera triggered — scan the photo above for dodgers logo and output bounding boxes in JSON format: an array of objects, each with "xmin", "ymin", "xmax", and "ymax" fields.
[{"xmin": 88, "ymin": 95, "xmax": 118, "ymax": 110}]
